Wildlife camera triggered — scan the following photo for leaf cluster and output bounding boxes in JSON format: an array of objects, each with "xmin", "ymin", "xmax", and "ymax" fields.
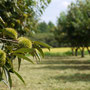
[{"xmin": 0, "ymin": 0, "xmax": 51, "ymax": 89}]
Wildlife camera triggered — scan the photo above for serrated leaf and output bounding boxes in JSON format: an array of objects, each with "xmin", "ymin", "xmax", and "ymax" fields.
[
  {"xmin": 13, "ymin": 48, "xmax": 34, "ymax": 54},
  {"xmin": 0, "ymin": 16, "xmax": 5, "ymax": 24},
  {"xmin": 6, "ymin": 57, "xmax": 13, "ymax": 68},
  {"xmin": 33, "ymin": 44, "xmax": 44, "ymax": 57},
  {"xmin": 13, "ymin": 70, "xmax": 25, "ymax": 85},
  {"xmin": 18, "ymin": 58, "xmax": 21, "ymax": 71},
  {"xmin": 34, "ymin": 41, "xmax": 51, "ymax": 51},
  {"xmin": 34, "ymin": 51, "xmax": 41, "ymax": 62},
  {"xmin": 14, "ymin": 54, "xmax": 34, "ymax": 64},
  {"xmin": 1, "ymin": 79, "xmax": 11, "ymax": 90},
  {"xmin": 3, "ymin": 66, "xmax": 12, "ymax": 89}
]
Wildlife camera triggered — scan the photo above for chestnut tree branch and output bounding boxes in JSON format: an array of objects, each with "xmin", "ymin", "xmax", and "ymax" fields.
[{"xmin": 0, "ymin": 38, "xmax": 18, "ymax": 43}]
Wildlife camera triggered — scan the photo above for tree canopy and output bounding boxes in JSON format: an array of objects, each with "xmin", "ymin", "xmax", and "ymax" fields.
[
  {"xmin": 0, "ymin": 0, "xmax": 51, "ymax": 89},
  {"xmin": 54, "ymin": 0, "xmax": 90, "ymax": 57}
]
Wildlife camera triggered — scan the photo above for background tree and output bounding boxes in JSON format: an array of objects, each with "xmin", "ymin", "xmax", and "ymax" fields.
[
  {"xmin": 37, "ymin": 22, "xmax": 49, "ymax": 33},
  {"xmin": 54, "ymin": 0, "xmax": 90, "ymax": 57},
  {"xmin": 66, "ymin": 0, "xmax": 90, "ymax": 57},
  {"xmin": 32, "ymin": 21, "xmax": 58, "ymax": 47},
  {"xmin": 54, "ymin": 12, "xmax": 68, "ymax": 47}
]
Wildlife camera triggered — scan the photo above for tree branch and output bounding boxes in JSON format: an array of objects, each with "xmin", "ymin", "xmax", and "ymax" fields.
[{"xmin": 0, "ymin": 38, "xmax": 18, "ymax": 43}]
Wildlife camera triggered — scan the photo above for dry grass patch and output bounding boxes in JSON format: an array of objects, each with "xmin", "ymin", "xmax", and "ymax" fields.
[{"xmin": 1, "ymin": 55, "xmax": 90, "ymax": 90}]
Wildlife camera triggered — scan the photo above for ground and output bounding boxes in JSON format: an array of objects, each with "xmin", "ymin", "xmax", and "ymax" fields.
[{"xmin": 1, "ymin": 55, "xmax": 90, "ymax": 90}]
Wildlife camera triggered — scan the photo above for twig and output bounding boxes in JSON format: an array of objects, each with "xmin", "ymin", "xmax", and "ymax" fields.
[{"xmin": 0, "ymin": 38, "xmax": 18, "ymax": 43}]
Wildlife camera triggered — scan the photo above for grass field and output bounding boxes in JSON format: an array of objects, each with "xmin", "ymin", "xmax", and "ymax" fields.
[
  {"xmin": 42, "ymin": 47, "xmax": 90, "ymax": 53},
  {"xmin": 42, "ymin": 48, "xmax": 89, "ymax": 56},
  {"xmin": 42, "ymin": 47, "xmax": 71, "ymax": 53},
  {"xmin": 1, "ymin": 55, "xmax": 90, "ymax": 90}
]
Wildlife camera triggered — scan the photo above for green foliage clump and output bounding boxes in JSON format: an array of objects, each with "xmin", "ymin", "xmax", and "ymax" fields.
[
  {"xmin": 32, "ymin": 33, "xmax": 58, "ymax": 47},
  {"xmin": 3, "ymin": 28, "xmax": 18, "ymax": 39},
  {"xmin": 0, "ymin": 0, "xmax": 51, "ymax": 89},
  {"xmin": 54, "ymin": 0, "xmax": 90, "ymax": 57},
  {"xmin": 18, "ymin": 37, "xmax": 32, "ymax": 48},
  {"xmin": 0, "ymin": 50, "xmax": 6, "ymax": 67}
]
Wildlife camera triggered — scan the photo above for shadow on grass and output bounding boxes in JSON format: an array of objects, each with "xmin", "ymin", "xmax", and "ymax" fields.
[
  {"xmin": 40, "ymin": 56, "xmax": 90, "ymax": 65},
  {"xmin": 33, "ymin": 65, "xmax": 90, "ymax": 70},
  {"xmin": 51, "ymin": 73, "xmax": 90, "ymax": 82},
  {"xmin": 32, "ymin": 57, "xmax": 90, "ymax": 70},
  {"xmin": 40, "ymin": 59, "xmax": 90, "ymax": 65}
]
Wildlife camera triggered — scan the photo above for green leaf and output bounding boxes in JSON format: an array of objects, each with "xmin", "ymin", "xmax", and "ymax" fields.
[
  {"xmin": 0, "ymin": 16, "xmax": 5, "ymax": 24},
  {"xmin": 18, "ymin": 58, "xmax": 21, "ymax": 71},
  {"xmin": 34, "ymin": 51, "xmax": 41, "ymax": 62},
  {"xmin": 33, "ymin": 44, "xmax": 44, "ymax": 57},
  {"xmin": 3, "ymin": 66, "xmax": 12, "ymax": 89},
  {"xmin": 13, "ymin": 70, "xmax": 25, "ymax": 85},
  {"xmin": 14, "ymin": 54, "xmax": 34, "ymax": 64},
  {"xmin": 47, "ymin": 0, "xmax": 51, "ymax": 4},
  {"xmin": 13, "ymin": 48, "xmax": 34, "ymax": 54},
  {"xmin": 8, "ymin": 72, "xmax": 12, "ymax": 89},
  {"xmin": 1, "ymin": 79, "xmax": 11, "ymax": 90},
  {"xmin": 34, "ymin": 41, "xmax": 51, "ymax": 51},
  {"xmin": 6, "ymin": 57, "xmax": 13, "ymax": 68}
]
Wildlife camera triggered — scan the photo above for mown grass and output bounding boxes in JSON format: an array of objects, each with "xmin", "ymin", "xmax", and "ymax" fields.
[{"xmin": 1, "ymin": 55, "xmax": 90, "ymax": 90}]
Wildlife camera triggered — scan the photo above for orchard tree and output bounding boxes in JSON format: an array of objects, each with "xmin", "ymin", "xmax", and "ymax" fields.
[
  {"xmin": 54, "ymin": 12, "xmax": 68, "ymax": 47},
  {"xmin": 37, "ymin": 21, "xmax": 49, "ymax": 33},
  {"xmin": 0, "ymin": 0, "xmax": 51, "ymax": 89},
  {"xmin": 55, "ymin": 0, "xmax": 90, "ymax": 57},
  {"xmin": 66, "ymin": 0, "xmax": 90, "ymax": 57},
  {"xmin": 48, "ymin": 21, "xmax": 55, "ymax": 32}
]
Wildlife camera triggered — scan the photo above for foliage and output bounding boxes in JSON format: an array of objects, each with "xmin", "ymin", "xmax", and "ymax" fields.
[
  {"xmin": 54, "ymin": 12, "xmax": 68, "ymax": 47},
  {"xmin": 37, "ymin": 22, "xmax": 49, "ymax": 33},
  {"xmin": 32, "ymin": 33, "xmax": 58, "ymax": 47},
  {"xmin": 32, "ymin": 21, "xmax": 58, "ymax": 47},
  {"xmin": 0, "ymin": 0, "xmax": 51, "ymax": 89},
  {"xmin": 37, "ymin": 21, "xmax": 55, "ymax": 33},
  {"xmin": 54, "ymin": 0, "xmax": 90, "ymax": 57}
]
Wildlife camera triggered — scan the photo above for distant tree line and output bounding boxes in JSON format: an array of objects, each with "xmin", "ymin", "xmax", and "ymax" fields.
[{"xmin": 32, "ymin": 21, "xmax": 59, "ymax": 47}]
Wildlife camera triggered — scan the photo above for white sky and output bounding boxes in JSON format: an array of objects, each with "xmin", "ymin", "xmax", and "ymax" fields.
[{"xmin": 40, "ymin": 0, "xmax": 75, "ymax": 24}]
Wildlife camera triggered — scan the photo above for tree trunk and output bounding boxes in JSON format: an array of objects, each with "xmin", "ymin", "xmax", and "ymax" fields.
[
  {"xmin": 81, "ymin": 47, "xmax": 84, "ymax": 58},
  {"xmin": 75, "ymin": 48, "xmax": 78, "ymax": 56},
  {"xmin": 87, "ymin": 47, "xmax": 90, "ymax": 54},
  {"xmin": 72, "ymin": 48, "xmax": 74, "ymax": 56}
]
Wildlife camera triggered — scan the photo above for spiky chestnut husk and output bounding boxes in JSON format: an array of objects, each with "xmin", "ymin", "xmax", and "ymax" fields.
[
  {"xmin": 3, "ymin": 28, "xmax": 18, "ymax": 39},
  {"xmin": 16, "ymin": 19, "xmax": 21, "ymax": 24},
  {"xmin": 11, "ymin": 23, "xmax": 15, "ymax": 27},
  {"xmin": 0, "ymin": 50, "xmax": 6, "ymax": 67},
  {"xmin": 18, "ymin": 37, "xmax": 32, "ymax": 48},
  {"xmin": 23, "ymin": 14, "xmax": 28, "ymax": 18}
]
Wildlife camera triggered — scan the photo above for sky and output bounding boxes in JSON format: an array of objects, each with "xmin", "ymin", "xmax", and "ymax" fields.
[{"xmin": 40, "ymin": 0, "xmax": 75, "ymax": 24}]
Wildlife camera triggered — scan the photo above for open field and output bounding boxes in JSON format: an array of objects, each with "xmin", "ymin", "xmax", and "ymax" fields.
[
  {"xmin": 42, "ymin": 48, "xmax": 71, "ymax": 53},
  {"xmin": 42, "ymin": 47, "xmax": 90, "ymax": 53},
  {"xmin": 42, "ymin": 48, "xmax": 90, "ymax": 56},
  {"xmin": 1, "ymin": 56, "xmax": 90, "ymax": 90}
]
